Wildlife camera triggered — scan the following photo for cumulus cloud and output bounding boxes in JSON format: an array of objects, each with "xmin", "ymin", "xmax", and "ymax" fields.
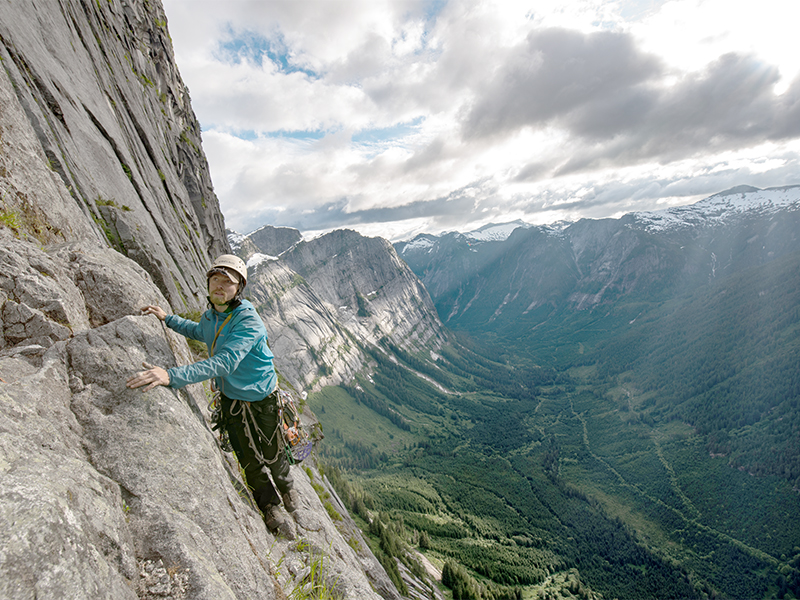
[{"xmin": 162, "ymin": 0, "xmax": 800, "ymax": 240}]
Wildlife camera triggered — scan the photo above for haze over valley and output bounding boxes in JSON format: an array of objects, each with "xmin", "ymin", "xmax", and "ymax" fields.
[{"xmin": 231, "ymin": 184, "xmax": 800, "ymax": 599}]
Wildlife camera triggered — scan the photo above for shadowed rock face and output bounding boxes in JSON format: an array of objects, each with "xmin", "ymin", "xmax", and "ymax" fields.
[
  {"xmin": 0, "ymin": 0, "xmax": 405, "ymax": 597},
  {"xmin": 239, "ymin": 228, "xmax": 448, "ymax": 391},
  {"xmin": 0, "ymin": 0, "xmax": 227, "ymax": 312}
]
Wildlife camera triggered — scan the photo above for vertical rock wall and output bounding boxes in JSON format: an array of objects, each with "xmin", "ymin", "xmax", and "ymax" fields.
[
  {"xmin": 0, "ymin": 0, "xmax": 227, "ymax": 312},
  {"xmin": 0, "ymin": 1, "xmax": 403, "ymax": 598}
]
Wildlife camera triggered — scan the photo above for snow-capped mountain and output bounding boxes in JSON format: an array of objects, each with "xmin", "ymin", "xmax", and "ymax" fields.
[
  {"xmin": 464, "ymin": 220, "xmax": 534, "ymax": 242},
  {"xmin": 629, "ymin": 185, "xmax": 800, "ymax": 232},
  {"xmin": 395, "ymin": 185, "xmax": 800, "ymax": 331}
]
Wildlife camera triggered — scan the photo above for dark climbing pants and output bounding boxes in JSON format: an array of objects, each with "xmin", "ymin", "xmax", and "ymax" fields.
[{"xmin": 220, "ymin": 392, "xmax": 293, "ymax": 511}]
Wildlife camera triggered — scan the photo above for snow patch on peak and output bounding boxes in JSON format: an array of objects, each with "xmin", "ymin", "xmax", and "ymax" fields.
[
  {"xmin": 227, "ymin": 230, "xmax": 246, "ymax": 251},
  {"xmin": 630, "ymin": 186, "xmax": 800, "ymax": 232},
  {"xmin": 246, "ymin": 253, "xmax": 278, "ymax": 268},
  {"xmin": 398, "ymin": 236, "xmax": 436, "ymax": 254},
  {"xmin": 466, "ymin": 220, "xmax": 532, "ymax": 242},
  {"xmin": 698, "ymin": 186, "xmax": 800, "ymax": 212}
]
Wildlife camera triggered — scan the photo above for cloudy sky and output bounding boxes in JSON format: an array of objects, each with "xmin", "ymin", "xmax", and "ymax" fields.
[{"xmin": 161, "ymin": 0, "xmax": 800, "ymax": 241}]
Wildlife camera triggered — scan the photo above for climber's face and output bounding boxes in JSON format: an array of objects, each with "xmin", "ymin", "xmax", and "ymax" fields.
[{"xmin": 208, "ymin": 272, "xmax": 239, "ymax": 310}]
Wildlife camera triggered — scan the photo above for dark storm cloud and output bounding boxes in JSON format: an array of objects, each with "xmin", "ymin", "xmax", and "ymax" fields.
[
  {"xmin": 554, "ymin": 53, "xmax": 786, "ymax": 175},
  {"xmin": 463, "ymin": 28, "xmax": 662, "ymax": 139},
  {"xmin": 245, "ymin": 186, "xmax": 483, "ymax": 234},
  {"xmin": 623, "ymin": 54, "xmax": 780, "ymax": 144},
  {"xmin": 466, "ymin": 27, "xmax": 799, "ymax": 177}
]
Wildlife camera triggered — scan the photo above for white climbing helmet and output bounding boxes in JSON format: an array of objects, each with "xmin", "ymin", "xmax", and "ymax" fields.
[{"xmin": 207, "ymin": 254, "xmax": 247, "ymax": 287}]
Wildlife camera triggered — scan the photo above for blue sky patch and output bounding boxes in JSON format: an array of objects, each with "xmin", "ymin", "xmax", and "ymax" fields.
[
  {"xmin": 203, "ymin": 126, "xmax": 327, "ymax": 142},
  {"xmin": 353, "ymin": 117, "xmax": 425, "ymax": 145},
  {"xmin": 217, "ymin": 26, "xmax": 318, "ymax": 79},
  {"xmin": 232, "ymin": 129, "xmax": 259, "ymax": 141},
  {"xmin": 423, "ymin": 0, "xmax": 447, "ymax": 24},
  {"xmin": 265, "ymin": 129, "xmax": 327, "ymax": 141}
]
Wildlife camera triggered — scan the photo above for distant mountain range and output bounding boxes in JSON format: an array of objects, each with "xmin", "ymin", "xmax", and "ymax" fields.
[
  {"xmin": 395, "ymin": 185, "xmax": 800, "ymax": 334},
  {"xmin": 393, "ymin": 184, "xmax": 800, "ymax": 491},
  {"xmin": 229, "ymin": 185, "xmax": 800, "ymax": 598}
]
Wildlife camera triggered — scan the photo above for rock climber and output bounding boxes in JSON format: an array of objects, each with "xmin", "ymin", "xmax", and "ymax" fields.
[{"xmin": 126, "ymin": 254, "xmax": 298, "ymax": 538}]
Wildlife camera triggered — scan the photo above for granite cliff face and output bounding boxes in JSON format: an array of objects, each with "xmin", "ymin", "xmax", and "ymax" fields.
[
  {"xmin": 230, "ymin": 226, "xmax": 448, "ymax": 391},
  {"xmin": 0, "ymin": 1, "xmax": 412, "ymax": 598},
  {"xmin": 0, "ymin": 0, "xmax": 226, "ymax": 311}
]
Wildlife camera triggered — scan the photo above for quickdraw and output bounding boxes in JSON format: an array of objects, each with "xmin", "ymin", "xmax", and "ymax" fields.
[
  {"xmin": 276, "ymin": 389, "xmax": 313, "ymax": 464},
  {"xmin": 208, "ymin": 391, "xmax": 233, "ymax": 452}
]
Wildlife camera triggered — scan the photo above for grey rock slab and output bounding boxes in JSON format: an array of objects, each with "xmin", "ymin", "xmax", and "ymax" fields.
[
  {"xmin": 66, "ymin": 316, "xmax": 280, "ymax": 599},
  {"xmin": 0, "ymin": 316, "xmax": 285, "ymax": 599},
  {"xmin": 0, "ymin": 345, "xmax": 139, "ymax": 600},
  {"xmin": 52, "ymin": 241, "xmax": 169, "ymax": 327},
  {"xmin": 0, "ymin": 230, "xmax": 90, "ymax": 335}
]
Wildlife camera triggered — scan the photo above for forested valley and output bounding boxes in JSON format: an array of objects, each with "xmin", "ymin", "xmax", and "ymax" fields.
[{"xmin": 308, "ymin": 247, "xmax": 800, "ymax": 600}]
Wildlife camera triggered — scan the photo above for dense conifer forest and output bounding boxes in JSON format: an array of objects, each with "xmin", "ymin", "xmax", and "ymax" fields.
[{"xmin": 310, "ymin": 248, "xmax": 800, "ymax": 599}]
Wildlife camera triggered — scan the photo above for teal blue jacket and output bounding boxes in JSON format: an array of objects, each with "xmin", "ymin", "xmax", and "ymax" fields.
[{"xmin": 164, "ymin": 300, "xmax": 276, "ymax": 401}]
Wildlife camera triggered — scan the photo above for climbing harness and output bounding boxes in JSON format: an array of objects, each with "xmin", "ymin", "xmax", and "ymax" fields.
[
  {"xmin": 209, "ymin": 388, "xmax": 313, "ymax": 465},
  {"xmin": 229, "ymin": 396, "xmax": 283, "ymax": 465}
]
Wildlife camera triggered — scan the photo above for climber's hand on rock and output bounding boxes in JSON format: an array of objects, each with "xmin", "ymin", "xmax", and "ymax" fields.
[
  {"xmin": 126, "ymin": 362, "xmax": 170, "ymax": 392},
  {"xmin": 140, "ymin": 305, "xmax": 167, "ymax": 321}
]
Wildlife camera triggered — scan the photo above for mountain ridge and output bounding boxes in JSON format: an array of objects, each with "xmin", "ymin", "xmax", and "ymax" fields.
[
  {"xmin": 628, "ymin": 184, "xmax": 800, "ymax": 232},
  {"xmin": 395, "ymin": 185, "xmax": 800, "ymax": 329},
  {"xmin": 397, "ymin": 184, "xmax": 800, "ymax": 250}
]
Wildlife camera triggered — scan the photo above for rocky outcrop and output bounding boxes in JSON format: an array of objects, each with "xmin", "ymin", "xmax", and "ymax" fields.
[
  {"xmin": 248, "ymin": 225, "xmax": 303, "ymax": 257},
  {"xmin": 0, "ymin": 230, "xmax": 165, "ymax": 349},
  {"xmin": 0, "ymin": 0, "xmax": 227, "ymax": 312},
  {"xmin": 281, "ymin": 230, "xmax": 444, "ymax": 350},
  {"xmin": 0, "ymin": 232, "xmax": 391, "ymax": 600},
  {"xmin": 0, "ymin": 1, "xmax": 408, "ymax": 597}
]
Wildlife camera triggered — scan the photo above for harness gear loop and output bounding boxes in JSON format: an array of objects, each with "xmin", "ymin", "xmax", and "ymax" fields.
[
  {"xmin": 229, "ymin": 396, "xmax": 285, "ymax": 465},
  {"xmin": 208, "ymin": 392, "xmax": 232, "ymax": 452}
]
